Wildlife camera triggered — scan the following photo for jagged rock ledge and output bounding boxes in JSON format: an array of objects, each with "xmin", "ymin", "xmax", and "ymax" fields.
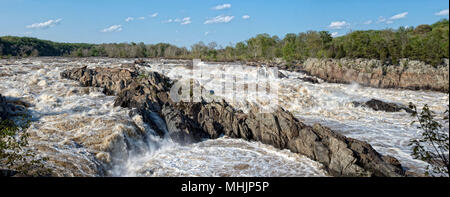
[
  {"xmin": 242, "ymin": 58, "xmax": 449, "ymax": 92},
  {"xmin": 61, "ymin": 65, "xmax": 406, "ymax": 177}
]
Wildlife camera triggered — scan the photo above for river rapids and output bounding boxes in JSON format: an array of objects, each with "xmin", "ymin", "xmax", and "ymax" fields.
[{"xmin": 0, "ymin": 57, "xmax": 447, "ymax": 177}]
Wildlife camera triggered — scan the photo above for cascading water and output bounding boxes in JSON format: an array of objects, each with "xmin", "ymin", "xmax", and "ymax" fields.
[{"xmin": 0, "ymin": 57, "xmax": 447, "ymax": 176}]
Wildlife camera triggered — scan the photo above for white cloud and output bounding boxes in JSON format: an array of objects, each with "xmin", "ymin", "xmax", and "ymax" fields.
[
  {"xmin": 101, "ymin": 25, "xmax": 122, "ymax": 33},
  {"xmin": 376, "ymin": 15, "xmax": 399, "ymax": 24},
  {"xmin": 435, "ymin": 9, "xmax": 449, "ymax": 16},
  {"xmin": 126, "ymin": 16, "xmax": 145, "ymax": 22},
  {"xmin": 204, "ymin": 15, "xmax": 235, "ymax": 24},
  {"xmin": 331, "ymin": 32, "xmax": 340, "ymax": 37},
  {"xmin": 164, "ymin": 17, "xmax": 191, "ymax": 25},
  {"xmin": 363, "ymin": 20, "xmax": 372, "ymax": 25},
  {"xmin": 26, "ymin": 19, "xmax": 62, "ymax": 29},
  {"xmin": 389, "ymin": 12, "xmax": 408, "ymax": 20},
  {"xmin": 125, "ymin": 17, "xmax": 134, "ymax": 22},
  {"xmin": 181, "ymin": 17, "xmax": 191, "ymax": 25},
  {"xmin": 151, "ymin": 12, "xmax": 159, "ymax": 18},
  {"xmin": 163, "ymin": 19, "xmax": 174, "ymax": 23},
  {"xmin": 328, "ymin": 21, "xmax": 349, "ymax": 29},
  {"xmin": 242, "ymin": 15, "xmax": 250, "ymax": 20},
  {"xmin": 212, "ymin": 4, "xmax": 231, "ymax": 10}
]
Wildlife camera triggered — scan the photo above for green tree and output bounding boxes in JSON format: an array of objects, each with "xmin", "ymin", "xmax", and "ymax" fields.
[{"xmin": 408, "ymin": 103, "xmax": 449, "ymax": 176}]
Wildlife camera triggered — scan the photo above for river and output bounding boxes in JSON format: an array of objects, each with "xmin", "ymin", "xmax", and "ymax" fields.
[{"xmin": 0, "ymin": 57, "xmax": 447, "ymax": 176}]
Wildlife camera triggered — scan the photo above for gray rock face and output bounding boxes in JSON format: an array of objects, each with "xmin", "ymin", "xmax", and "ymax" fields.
[
  {"xmin": 302, "ymin": 58, "xmax": 449, "ymax": 92},
  {"xmin": 297, "ymin": 76, "xmax": 320, "ymax": 84},
  {"xmin": 353, "ymin": 99, "xmax": 414, "ymax": 113},
  {"xmin": 61, "ymin": 65, "xmax": 406, "ymax": 177}
]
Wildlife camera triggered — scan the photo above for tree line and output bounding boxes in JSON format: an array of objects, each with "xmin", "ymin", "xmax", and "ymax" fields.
[{"xmin": 1, "ymin": 19, "xmax": 448, "ymax": 66}]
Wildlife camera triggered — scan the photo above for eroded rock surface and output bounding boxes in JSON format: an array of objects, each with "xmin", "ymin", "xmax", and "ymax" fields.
[
  {"xmin": 302, "ymin": 58, "xmax": 449, "ymax": 92},
  {"xmin": 61, "ymin": 65, "xmax": 406, "ymax": 177}
]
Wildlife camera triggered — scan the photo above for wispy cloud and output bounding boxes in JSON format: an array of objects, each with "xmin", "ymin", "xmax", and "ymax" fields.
[
  {"xmin": 101, "ymin": 25, "xmax": 122, "ymax": 33},
  {"xmin": 180, "ymin": 17, "xmax": 191, "ymax": 25},
  {"xmin": 125, "ymin": 17, "xmax": 134, "ymax": 22},
  {"xmin": 126, "ymin": 16, "xmax": 146, "ymax": 22},
  {"xmin": 204, "ymin": 15, "xmax": 235, "ymax": 24},
  {"xmin": 212, "ymin": 4, "xmax": 231, "ymax": 10},
  {"xmin": 328, "ymin": 21, "xmax": 349, "ymax": 29},
  {"xmin": 26, "ymin": 19, "xmax": 62, "ymax": 29},
  {"xmin": 242, "ymin": 15, "xmax": 251, "ymax": 20},
  {"xmin": 363, "ymin": 20, "xmax": 372, "ymax": 25},
  {"xmin": 435, "ymin": 9, "xmax": 449, "ymax": 16},
  {"xmin": 389, "ymin": 12, "xmax": 408, "ymax": 20},
  {"xmin": 164, "ymin": 17, "xmax": 191, "ymax": 25},
  {"xmin": 374, "ymin": 12, "xmax": 408, "ymax": 25},
  {"xmin": 377, "ymin": 16, "xmax": 387, "ymax": 23}
]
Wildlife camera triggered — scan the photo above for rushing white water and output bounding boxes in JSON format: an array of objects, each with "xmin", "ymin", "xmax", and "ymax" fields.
[
  {"xmin": 142, "ymin": 60, "xmax": 449, "ymax": 175},
  {"xmin": 0, "ymin": 57, "xmax": 447, "ymax": 176}
]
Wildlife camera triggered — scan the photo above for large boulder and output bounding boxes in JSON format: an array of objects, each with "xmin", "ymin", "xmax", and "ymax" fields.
[
  {"xmin": 0, "ymin": 94, "xmax": 8, "ymax": 121},
  {"xmin": 353, "ymin": 99, "xmax": 414, "ymax": 113},
  {"xmin": 61, "ymin": 65, "xmax": 406, "ymax": 177}
]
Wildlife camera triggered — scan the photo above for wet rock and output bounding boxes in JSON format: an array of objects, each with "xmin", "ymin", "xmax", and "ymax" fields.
[
  {"xmin": 0, "ymin": 94, "xmax": 8, "ymax": 120},
  {"xmin": 278, "ymin": 71, "xmax": 287, "ymax": 79},
  {"xmin": 353, "ymin": 99, "xmax": 414, "ymax": 113},
  {"xmin": 0, "ymin": 94, "xmax": 27, "ymax": 120},
  {"xmin": 297, "ymin": 76, "xmax": 320, "ymax": 84},
  {"xmin": 61, "ymin": 66, "xmax": 406, "ymax": 177},
  {"xmin": 161, "ymin": 105, "xmax": 209, "ymax": 144},
  {"xmin": 61, "ymin": 66, "xmax": 139, "ymax": 95},
  {"xmin": 134, "ymin": 59, "xmax": 146, "ymax": 65}
]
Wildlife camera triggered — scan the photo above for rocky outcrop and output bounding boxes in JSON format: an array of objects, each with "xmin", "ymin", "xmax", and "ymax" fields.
[
  {"xmin": 302, "ymin": 58, "xmax": 449, "ymax": 92},
  {"xmin": 297, "ymin": 76, "xmax": 320, "ymax": 84},
  {"xmin": 0, "ymin": 94, "xmax": 8, "ymax": 121},
  {"xmin": 353, "ymin": 99, "xmax": 414, "ymax": 113},
  {"xmin": 61, "ymin": 65, "xmax": 406, "ymax": 177},
  {"xmin": 0, "ymin": 94, "xmax": 27, "ymax": 121}
]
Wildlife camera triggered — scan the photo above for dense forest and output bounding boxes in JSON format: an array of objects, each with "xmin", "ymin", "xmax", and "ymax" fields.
[{"xmin": 1, "ymin": 19, "xmax": 448, "ymax": 66}]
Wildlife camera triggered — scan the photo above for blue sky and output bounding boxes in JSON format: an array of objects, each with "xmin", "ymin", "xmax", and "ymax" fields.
[{"xmin": 0, "ymin": 0, "xmax": 448, "ymax": 48}]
